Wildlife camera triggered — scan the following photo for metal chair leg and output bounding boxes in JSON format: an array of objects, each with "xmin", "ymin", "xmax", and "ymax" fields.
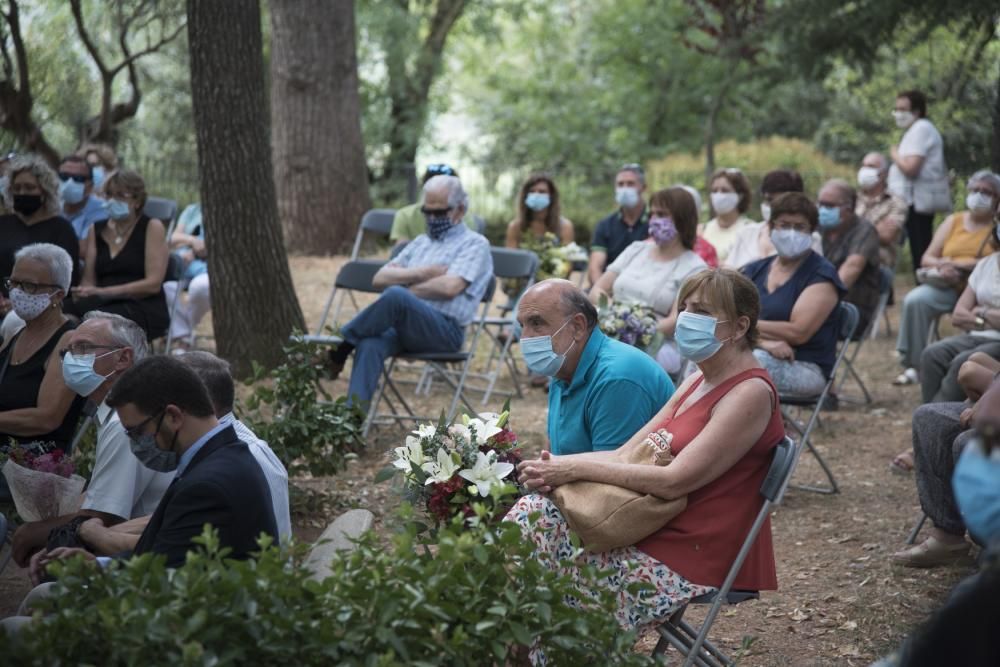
[{"xmin": 907, "ymin": 512, "xmax": 928, "ymax": 545}]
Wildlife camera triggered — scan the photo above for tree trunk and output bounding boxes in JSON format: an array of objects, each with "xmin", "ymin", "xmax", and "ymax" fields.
[
  {"xmin": 186, "ymin": 0, "xmax": 305, "ymax": 376},
  {"xmin": 993, "ymin": 58, "xmax": 1000, "ymax": 174},
  {"xmin": 270, "ymin": 0, "xmax": 370, "ymax": 255}
]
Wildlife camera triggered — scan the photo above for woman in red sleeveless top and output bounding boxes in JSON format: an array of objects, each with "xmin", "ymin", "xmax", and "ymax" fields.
[{"xmin": 509, "ymin": 268, "xmax": 782, "ymax": 638}]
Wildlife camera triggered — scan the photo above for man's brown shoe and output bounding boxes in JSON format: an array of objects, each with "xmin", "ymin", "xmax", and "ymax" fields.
[{"xmin": 892, "ymin": 536, "xmax": 970, "ymax": 568}]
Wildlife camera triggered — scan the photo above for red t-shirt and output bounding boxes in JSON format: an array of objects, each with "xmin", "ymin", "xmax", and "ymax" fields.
[{"xmin": 637, "ymin": 368, "xmax": 782, "ymax": 591}]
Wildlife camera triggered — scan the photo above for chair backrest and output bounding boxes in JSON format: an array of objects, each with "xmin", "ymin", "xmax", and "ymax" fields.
[
  {"xmin": 480, "ymin": 276, "xmax": 497, "ymax": 304},
  {"xmin": 350, "ymin": 208, "xmax": 397, "ymax": 260},
  {"xmin": 335, "ymin": 259, "xmax": 386, "ymax": 294},
  {"xmin": 489, "ymin": 247, "xmax": 538, "ymax": 281},
  {"xmin": 145, "ymin": 197, "xmax": 179, "ymax": 229},
  {"xmin": 878, "ymin": 265, "xmax": 894, "ymax": 295},
  {"xmin": 837, "ymin": 301, "xmax": 860, "ymax": 341},
  {"xmin": 762, "ymin": 436, "xmax": 796, "ymax": 503}
]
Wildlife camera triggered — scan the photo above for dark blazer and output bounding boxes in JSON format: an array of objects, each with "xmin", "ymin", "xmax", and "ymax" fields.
[{"xmin": 132, "ymin": 424, "xmax": 278, "ymax": 567}]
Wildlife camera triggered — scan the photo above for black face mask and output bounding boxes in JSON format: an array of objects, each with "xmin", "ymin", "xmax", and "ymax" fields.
[{"xmin": 13, "ymin": 194, "xmax": 43, "ymax": 217}]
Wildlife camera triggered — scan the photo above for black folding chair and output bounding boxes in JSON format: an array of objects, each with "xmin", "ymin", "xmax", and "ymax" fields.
[
  {"xmin": 476, "ymin": 248, "xmax": 539, "ymax": 405},
  {"xmin": 653, "ymin": 436, "xmax": 797, "ymax": 667},
  {"xmin": 868, "ymin": 264, "xmax": 896, "ymax": 340},
  {"xmin": 144, "ymin": 196, "xmax": 179, "ymax": 236},
  {"xmin": 296, "ymin": 260, "xmax": 385, "ymax": 346},
  {"xmin": 782, "ymin": 301, "xmax": 859, "ymax": 494},
  {"xmin": 836, "ymin": 269, "xmax": 893, "ymax": 405},
  {"xmin": 364, "ymin": 278, "xmax": 497, "ymax": 438},
  {"xmin": 349, "ymin": 208, "xmax": 396, "ymax": 260}
]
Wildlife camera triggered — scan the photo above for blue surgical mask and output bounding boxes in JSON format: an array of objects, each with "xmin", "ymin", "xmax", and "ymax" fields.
[
  {"xmin": 817, "ymin": 206, "xmax": 841, "ymax": 229},
  {"xmin": 91, "ymin": 166, "xmax": 106, "ymax": 188},
  {"xmin": 59, "ymin": 178, "xmax": 86, "ymax": 205},
  {"xmin": 525, "ymin": 192, "xmax": 551, "ymax": 211},
  {"xmin": 770, "ymin": 228, "xmax": 812, "ymax": 259},
  {"xmin": 675, "ymin": 312, "xmax": 729, "ymax": 362},
  {"xmin": 520, "ymin": 319, "xmax": 576, "ymax": 377},
  {"xmin": 953, "ymin": 439, "xmax": 1000, "ymax": 545},
  {"xmin": 62, "ymin": 349, "xmax": 120, "ymax": 397},
  {"xmin": 104, "ymin": 198, "xmax": 131, "ymax": 220},
  {"xmin": 425, "ymin": 214, "xmax": 453, "ymax": 240}
]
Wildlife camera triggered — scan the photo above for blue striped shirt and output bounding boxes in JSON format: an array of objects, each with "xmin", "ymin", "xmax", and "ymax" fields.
[{"xmin": 391, "ymin": 223, "xmax": 493, "ymax": 326}]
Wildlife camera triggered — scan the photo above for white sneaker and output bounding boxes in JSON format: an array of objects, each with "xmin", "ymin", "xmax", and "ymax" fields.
[{"xmin": 892, "ymin": 368, "xmax": 919, "ymax": 385}]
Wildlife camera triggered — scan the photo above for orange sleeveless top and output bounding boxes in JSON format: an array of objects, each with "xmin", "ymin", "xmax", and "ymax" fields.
[
  {"xmin": 636, "ymin": 368, "xmax": 782, "ymax": 591},
  {"xmin": 941, "ymin": 212, "xmax": 993, "ymax": 262}
]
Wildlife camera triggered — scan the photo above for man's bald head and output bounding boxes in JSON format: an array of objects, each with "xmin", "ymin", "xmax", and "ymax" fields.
[
  {"xmin": 862, "ymin": 152, "xmax": 888, "ymax": 173},
  {"xmin": 520, "ymin": 279, "xmax": 598, "ymax": 331},
  {"xmin": 819, "ymin": 178, "xmax": 856, "ymax": 210}
]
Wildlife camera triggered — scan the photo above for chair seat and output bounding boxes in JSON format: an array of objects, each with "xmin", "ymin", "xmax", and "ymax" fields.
[
  {"xmin": 779, "ymin": 393, "xmax": 822, "ymax": 407},
  {"xmin": 398, "ymin": 351, "xmax": 470, "ymax": 363},
  {"xmin": 690, "ymin": 589, "xmax": 759, "ymax": 605},
  {"xmin": 295, "ymin": 334, "xmax": 344, "ymax": 346}
]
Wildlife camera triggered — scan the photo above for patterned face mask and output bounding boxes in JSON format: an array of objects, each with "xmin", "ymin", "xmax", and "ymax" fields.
[{"xmin": 9, "ymin": 287, "xmax": 53, "ymax": 321}]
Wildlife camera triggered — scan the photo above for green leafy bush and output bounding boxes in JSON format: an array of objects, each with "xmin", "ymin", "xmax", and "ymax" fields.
[
  {"xmin": 240, "ymin": 336, "xmax": 366, "ymax": 477},
  {"xmin": 8, "ymin": 512, "xmax": 653, "ymax": 666}
]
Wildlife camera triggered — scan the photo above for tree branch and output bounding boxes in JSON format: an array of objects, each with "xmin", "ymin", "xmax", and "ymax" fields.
[
  {"xmin": 109, "ymin": 19, "xmax": 186, "ymax": 76},
  {"xmin": 69, "ymin": 0, "xmax": 109, "ymax": 76}
]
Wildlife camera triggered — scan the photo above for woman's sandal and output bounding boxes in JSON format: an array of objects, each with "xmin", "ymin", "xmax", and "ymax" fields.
[{"xmin": 889, "ymin": 449, "xmax": 915, "ymax": 474}]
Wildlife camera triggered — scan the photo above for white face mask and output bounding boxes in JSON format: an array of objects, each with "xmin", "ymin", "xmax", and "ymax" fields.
[
  {"xmin": 710, "ymin": 191, "xmax": 739, "ymax": 215},
  {"xmin": 857, "ymin": 166, "xmax": 881, "ymax": 190},
  {"xmin": 760, "ymin": 203, "xmax": 772, "ymax": 222},
  {"xmin": 615, "ymin": 187, "xmax": 640, "ymax": 208},
  {"xmin": 893, "ymin": 110, "xmax": 915, "ymax": 129},
  {"xmin": 770, "ymin": 228, "xmax": 813, "ymax": 259},
  {"xmin": 967, "ymin": 192, "xmax": 996, "ymax": 214}
]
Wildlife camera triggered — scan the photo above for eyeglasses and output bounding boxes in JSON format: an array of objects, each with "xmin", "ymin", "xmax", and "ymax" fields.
[
  {"xmin": 58, "ymin": 172, "xmax": 90, "ymax": 184},
  {"xmin": 3, "ymin": 277, "xmax": 61, "ymax": 295},
  {"xmin": 968, "ymin": 187, "xmax": 997, "ymax": 197},
  {"xmin": 105, "ymin": 190, "xmax": 136, "ymax": 200},
  {"xmin": 122, "ymin": 411, "xmax": 164, "ymax": 442},
  {"xmin": 771, "ymin": 221, "xmax": 811, "ymax": 234},
  {"xmin": 58, "ymin": 343, "xmax": 120, "ymax": 358},
  {"xmin": 420, "ymin": 206, "xmax": 453, "ymax": 217}
]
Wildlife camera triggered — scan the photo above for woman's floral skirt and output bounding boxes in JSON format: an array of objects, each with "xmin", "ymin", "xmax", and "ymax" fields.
[{"xmin": 506, "ymin": 493, "xmax": 714, "ymax": 631}]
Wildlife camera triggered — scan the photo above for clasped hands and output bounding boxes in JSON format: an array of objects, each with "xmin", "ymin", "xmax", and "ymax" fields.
[{"xmin": 518, "ymin": 430, "xmax": 675, "ymax": 494}]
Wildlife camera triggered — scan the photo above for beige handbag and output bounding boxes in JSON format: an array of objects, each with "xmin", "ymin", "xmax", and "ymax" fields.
[{"xmin": 551, "ymin": 429, "xmax": 687, "ymax": 553}]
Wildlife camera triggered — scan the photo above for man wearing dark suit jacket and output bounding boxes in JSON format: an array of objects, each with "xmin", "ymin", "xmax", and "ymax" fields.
[{"xmin": 26, "ymin": 356, "xmax": 277, "ymax": 582}]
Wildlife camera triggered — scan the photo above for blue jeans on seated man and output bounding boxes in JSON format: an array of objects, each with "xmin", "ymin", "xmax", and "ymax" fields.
[{"xmin": 340, "ymin": 285, "xmax": 465, "ymax": 406}]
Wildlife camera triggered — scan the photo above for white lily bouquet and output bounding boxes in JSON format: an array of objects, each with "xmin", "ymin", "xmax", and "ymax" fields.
[{"xmin": 378, "ymin": 403, "xmax": 523, "ymax": 525}]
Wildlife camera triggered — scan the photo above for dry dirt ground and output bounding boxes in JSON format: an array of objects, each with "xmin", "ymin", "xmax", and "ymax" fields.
[{"xmin": 0, "ymin": 255, "xmax": 975, "ymax": 665}]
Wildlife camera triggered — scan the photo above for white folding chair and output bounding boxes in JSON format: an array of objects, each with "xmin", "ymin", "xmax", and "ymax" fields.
[
  {"xmin": 653, "ymin": 436, "xmax": 797, "ymax": 667},
  {"xmin": 476, "ymin": 248, "xmax": 539, "ymax": 405},
  {"xmin": 364, "ymin": 278, "xmax": 497, "ymax": 438},
  {"xmin": 782, "ymin": 301, "xmax": 860, "ymax": 494}
]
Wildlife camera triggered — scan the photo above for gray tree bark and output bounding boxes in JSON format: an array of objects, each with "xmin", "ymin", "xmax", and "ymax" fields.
[
  {"xmin": 186, "ymin": 0, "xmax": 305, "ymax": 376},
  {"xmin": 270, "ymin": 0, "xmax": 370, "ymax": 255}
]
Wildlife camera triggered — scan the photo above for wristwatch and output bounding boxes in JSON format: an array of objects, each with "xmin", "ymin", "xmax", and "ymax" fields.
[{"xmin": 975, "ymin": 314, "xmax": 986, "ymax": 330}]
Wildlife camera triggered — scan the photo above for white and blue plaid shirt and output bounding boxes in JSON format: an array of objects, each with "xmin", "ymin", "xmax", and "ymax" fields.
[{"xmin": 391, "ymin": 222, "xmax": 493, "ymax": 326}]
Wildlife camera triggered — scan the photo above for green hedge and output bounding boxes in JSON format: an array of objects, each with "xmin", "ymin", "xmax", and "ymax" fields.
[{"xmin": 7, "ymin": 512, "xmax": 654, "ymax": 666}]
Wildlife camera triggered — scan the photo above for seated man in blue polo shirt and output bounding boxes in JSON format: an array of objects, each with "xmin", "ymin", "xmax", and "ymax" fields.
[
  {"xmin": 58, "ymin": 155, "xmax": 108, "ymax": 255},
  {"xmin": 327, "ymin": 174, "xmax": 494, "ymax": 408},
  {"xmin": 586, "ymin": 163, "xmax": 650, "ymax": 286},
  {"xmin": 517, "ymin": 279, "xmax": 674, "ymax": 454}
]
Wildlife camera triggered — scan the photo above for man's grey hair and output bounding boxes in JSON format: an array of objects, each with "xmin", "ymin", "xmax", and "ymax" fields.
[
  {"xmin": 559, "ymin": 287, "xmax": 599, "ymax": 330},
  {"xmin": 83, "ymin": 311, "xmax": 149, "ymax": 361},
  {"xmin": 179, "ymin": 350, "xmax": 235, "ymax": 416},
  {"xmin": 14, "ymin": 243, "xmax": 72, "ymax": 291},
  {"xmin": 967, "ymin": 170, "xmax": 1000, "ymax": 195},
  {"xmin": 423, "ymin": 174, "xmax": 470, "ymax": 210},
  {"xmin": 5, "ymin": 153, "xmax": 60, "ymax": 215},
  {"xmin": 822, "ymin": 178, "xmax": 857, "ymax": 209},
  {"xmin": 864, "ymin": 152, "xmax": 889, "ymax": 174},
  {"xmin": 619, "ymin": 164, "xmax": 646, "ymax": 185}
]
